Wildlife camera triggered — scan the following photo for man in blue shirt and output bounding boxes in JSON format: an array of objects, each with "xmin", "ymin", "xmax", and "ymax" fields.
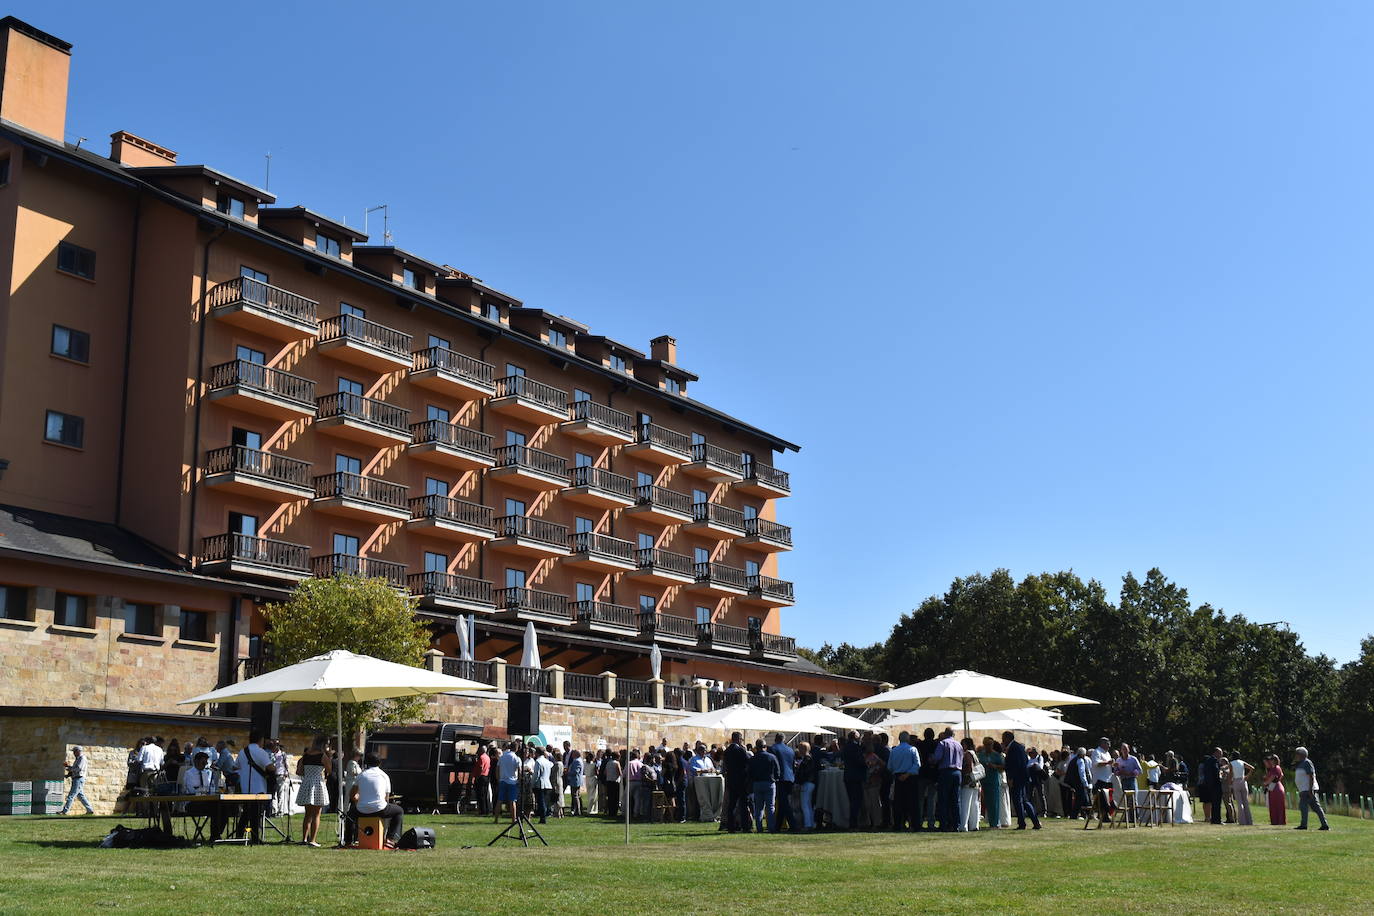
[
  {"xmin": 934, "ymin": 727, "xmax": 963, "ymax": 832},
  {"xmin": 886, "ymin": 731, "xmax": 921, "ymax": 831},
  {"xmin": 1002, "ymin": 730, "xmax": 1041, "ymax": 830},
  {"xmin": 768, "ymin": 734, "xmax": 796, "ymax": 834}
]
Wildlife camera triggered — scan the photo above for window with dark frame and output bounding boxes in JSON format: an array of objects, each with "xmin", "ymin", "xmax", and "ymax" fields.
[
  {"xmin": 610, "ymin": 353, "xmax": 627, "ymax": 373},
  {"xmin": 124, "ymin": 602, "xmax": 159, "ymax": 637},
  {"xmin": 315, "ymin": 232, "xmax": 341, "ymax": 257},
  {"xmin": 665, "ymin": 376, "xmax": 681, "ymax": 395},
  {"xmin": 54, "ymin": 592, "xmax": 88, "ymax": 628},
  {"xmin": 56, "ymin": 242, "xmax": 96, "ymax": 280},
  {"xmin": 179, "ymin": 609, "xmax": 210, "ymax": 643},
  {"xmin": 483, "ymin": 301, "xmax": 501, "ymax": 321},
  {"xmin": 548, "ymin": 328, "xmax": 566, "ymax": 349},
  {"xmin": 44, "ymin": 410, "xmax": 84, "ymax": 448},
  {"xmin": 51, "ymin": 325, "xmax": 90, "ymax": 363},
  {"xmin": 217, "ymin": 194, "xmax": 246, "ymax": 219},
  {"xmin": 0, "ymin": 585, "xmax": 31, "ymax": 621},
  {"xmin": 402, "ymin": 267, "xmax": 419, "ymax": 289}
]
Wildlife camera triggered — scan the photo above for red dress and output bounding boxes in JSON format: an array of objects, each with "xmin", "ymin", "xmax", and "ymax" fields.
[{"xmin": 1266, "ymin": 764, "xmax": 1286, "ymax": 825}]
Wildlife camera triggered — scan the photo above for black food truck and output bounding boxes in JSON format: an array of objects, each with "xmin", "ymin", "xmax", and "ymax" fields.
[{"xmin": 365, "ymin": 722, "xmax": 505, "ymax": 812}]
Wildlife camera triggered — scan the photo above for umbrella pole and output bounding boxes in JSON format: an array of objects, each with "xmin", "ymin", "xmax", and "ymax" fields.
[
  {"xmin": 963, "ymin": 703, "xmax": 970, "ymax": 740},
  {"xmin": 336, "ymin": 695, "xmax": 344, "ymax": 847}
]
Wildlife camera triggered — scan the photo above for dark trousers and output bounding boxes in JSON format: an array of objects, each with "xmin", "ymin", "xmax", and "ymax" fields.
[
  {"xmin": 1202, "ymin": 784, "xmax": 1222, "ymax": 824},
  {"xmin": 185, "ymin": 800, "xmax": 228, "ymax": 840},
  {"xmin": 773, "ymin": 780, "xmax": 795, "ymax": 832},
  {"xmin": 533, "ymin": 785, "xmax": 548, "ymax": 822},
  {"xmin": 233, "ymin": 801, "xmax": 265, "ymax": 843},
  {"xmin": 892, "ymin": 774, "xmax": 919, "ymax": 830},
  {"xmin": 843, "ymin": 778, "xmax": 865, "ymax": 830},
  {"xmin": 345, "ymin": 802, "xmax": 404, "ymax": 844},
  {"xmin": 605, "ymin": 782, "xmax": 620, "ymax": 818},
  {"xmin": 938, "ymin": 768, "xmax": 962, "ymax": 831},
  {"xmin": 474, "ymin": 775, "xmax": 491, "ymax": 815},
  {"xmin": 1011, "ymin": 779, "xmax": 1040, "ymax": 827},
  {"xmin": 727, "ymin": 780, "xmax": 753, "ymax": 831},
  {"xmin": 917, "ymin": 774, "xmax": 939, "ymax": 829},
  {"xmin": 879, "ymin": 773, "xmax": 892, "ymax": 827}
]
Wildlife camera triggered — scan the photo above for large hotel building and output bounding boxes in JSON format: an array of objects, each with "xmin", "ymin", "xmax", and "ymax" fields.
[{"xmin": 0, "ymin": 17, "xmax": 877, "ymax": 803}]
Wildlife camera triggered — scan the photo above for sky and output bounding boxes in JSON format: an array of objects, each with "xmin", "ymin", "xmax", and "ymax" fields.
[{"xmin": 17, "ymin": 1, "xmax": 1372, "ymax": 662}]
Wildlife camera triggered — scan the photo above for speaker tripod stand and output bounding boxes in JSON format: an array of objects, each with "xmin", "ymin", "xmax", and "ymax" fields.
[{"xmin": 487, "ymin": 763, "xmax": 548, "ymax": 848}]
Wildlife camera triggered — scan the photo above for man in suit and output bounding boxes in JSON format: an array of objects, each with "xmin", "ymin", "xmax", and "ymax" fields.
[
  {"xmin": 1198, "ymin": 747, "xmax": 1224, "ymax": 825},
  {"xmin": 1002, "ymin": 731, "xmax": 1041, "ymax": 830},
  {"xmin": 840, "ymin": 731, "xmax": 867, "ymax": 832},
  {"xmin": 768, "ymin": 733, "xmax": 796, "ymax": 833},
  {"xmin": 722, "ymin": 731, "xmax": 752, "ymax": 833}
]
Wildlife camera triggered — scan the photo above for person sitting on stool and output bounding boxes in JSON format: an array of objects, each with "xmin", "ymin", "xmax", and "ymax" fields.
[{"xmin": 346, "ymin": 753, "xmax": 404, "ymax": 848}]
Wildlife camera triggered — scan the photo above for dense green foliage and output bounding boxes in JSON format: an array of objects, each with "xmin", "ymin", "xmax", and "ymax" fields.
[
  {"xmin": 262, "ymin": 573, "xmax": 432, "ymax": 743},
  {"xmin": 811, "ymin": 568, "xmax": 1372, "ymax": 794}
]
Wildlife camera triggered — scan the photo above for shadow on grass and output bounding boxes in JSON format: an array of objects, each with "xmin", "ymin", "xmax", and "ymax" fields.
[{"xmin": 15, "ymin": 840, "xmax": 103, "ymax": 849}]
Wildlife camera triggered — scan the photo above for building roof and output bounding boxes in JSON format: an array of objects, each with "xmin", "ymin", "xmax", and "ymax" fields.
[
  {"xmin": 130, "ymin": 164, "xmax": 276, "ymax": 203},
  {"xmin": 353, "ymin": 245, "xmax": 446, "ymax": 275},
  {"xmin": 259, "ymin": 206, "xmax": 369, "ymax": 241},
  {"xmin": 0, "ymin": 120, "xmax": 799, "ymax": 453}
]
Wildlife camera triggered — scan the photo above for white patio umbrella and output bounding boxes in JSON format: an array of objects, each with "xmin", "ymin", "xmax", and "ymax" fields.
[
  {"xmin": 456, "ymin": 617, "xmax": 471, "ymax": 662},
  {"xmin": 519, "ymin": 622, "xmax": 541, "ymax": 669},
  {"xmin": 664, "ymin": 702, "xmax": 831, "ymax": 736},
  {"xmin": 843, "ymin": 669, "xmax": 1097, "ymax": 737},
  {"xmin": 882, "ymin": 706, "xmax": 1087, "ymax": 734},
  {"xmin": 781, "ymin": 703, "xmax": 879, "ymax": 734},
  {"xmin": 649, "ymin": 645, "xmax": 663, "ymax": 682},
  {"xmin": 180, "ymin": 649, "xmax": 495, "ymax": 843}
]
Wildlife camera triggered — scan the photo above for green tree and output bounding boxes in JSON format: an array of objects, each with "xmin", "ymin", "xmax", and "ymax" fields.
[{"xmin": 263, "ymin": 573, "xmax": 433, "ymax": 745}]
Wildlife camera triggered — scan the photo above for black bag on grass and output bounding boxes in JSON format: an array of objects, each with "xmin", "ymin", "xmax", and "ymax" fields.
[
  {"xmin": 398, "ymin": 827, "xmax": 435, "ymax": 850},
  {"xmin": 100, "ymin": 824, "xmax": 190, "ymax": 849}
]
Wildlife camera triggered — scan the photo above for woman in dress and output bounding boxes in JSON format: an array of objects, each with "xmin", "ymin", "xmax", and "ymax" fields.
[
  {"xmin": 549, "ymin": 749, "xmax": 564, "ymax": 818},
  {"xmin": 295, "ymin": 736, "xmax": 331, "ymax": 846},
  {"xmin": 959, "ymin": 737, "xmax": 982, "ymax": 832},
  {"xmin": 979, "ymin": 737, "xmax": 1006, "ymax": 828},
  {"xmin": 1264, "ymin": 754, "xmax": 1286, "ymax": 825}
]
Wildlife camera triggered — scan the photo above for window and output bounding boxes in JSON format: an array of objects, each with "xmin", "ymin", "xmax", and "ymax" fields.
[
  {"xmin": 125, "ymin": 602, "xmax": 159, "ymax": 636},
  {"xmin": 610, "ymin": 353, "xmax": 626, "ymax": 373},
  {"xmin": 240, "ymin": 266, "xmax": 268, "ymax": 284},
  {"xmin": 573, "ymin": 389, "xmax": 590, "ymax": 403},
  {"xmin": 575, "ymin": 516, "xmax": 593, "ymax": 534},
  {"xmin": 636, "ymin": 471, "xmax": 653, "ymax": 488},
  {"xmin": 333, "ymin": 533, "xmax": 360, "ymax": 555},
  {"xmin": 548, "ymin": 328, "xmax": 566, "ymax": 349},
  {"xmin": 691, "ymin": 432, "xmax": 705, "ymax": 446},
  {"xmin": 741, "ymin": 450, "xmax": 755, "ymax": 471},
  {"xmin": 427, "ymin": 405, "xmax": 450, "ymax": 423},
  {"xmin": 665, "ymin": 377, "xmax": 681, "ymax": 395},
  {"xmin": 694, "ymin": 547, "xmax": 710, "ymax": 565},
  {"xmin": 692, "ymin": 488, "xmax": 708, "ymax": 506},
  {"xmin": 236, "ymin": 345, "xmax": 266, "ymax": 365},
  {"xmin": 179, "ymin": 609, "xmax": 210, "ymax": 643},
  {"xmin": 335, "ymin": 454, "xmax": 361, "ymax": 474},
  {"xmin": 0, "ymin": 585, "xmax": 30, "ymax": 621},
  {"xmin": 424, "ymin": 552, "xmax": 447, "ymax": 573},
  {"xmin": 637, "ymin": 533, "xmax": 655, "ymax": 550},
  {"xmin": 51, "ymin": 325, "xmax": 90, "ymax": 363},
  {"xmin": 228, "ymin": 512, "xmax": 258, "ymax": 537},
  {"xmin": 575, "ymin": 452, "xmax": 593, "ymax": 468},
  {"xmin": 425, "ymin": 477, "xmax": 448, "ymax": 496},
  {"xmin": 695, "ymin": 606, "xmax": 711, "ymax": 625},
  {"xmin": 505, "ymin": 363, "xmax": 525, "ymax": 378},
  {"xmin": 43, "ymin": 410, "xmax": 83, "ymax": 448},
  {"xmin": 54, "ymin": 592, "xmax": 89, "ymax": 628},
  {"xmin": 505, "ymin": 568, "xmax": 526, "ymax": 589},
  {"xmin": 745, "ymin": 559, "xmax": 760, "ymax": 578},
  {"xmin": 505, "ymin": 497, "xmax": 526, "ymax": 517},
  {"xmin": 231, "ymin": 427, "xmax": 262, "ymax": 451},
  {"xmin": 57, "ymin": 242, "xmax": 96, "ymax": 279},
  {"xmin": 338, "ymin": 377, "xmax": 363, "ymax": 396},
  {"xmin": 315, "ymin": 233, "xmax": 341, "ymax": 257},
  {"xmin": 402, "ymin": 267, "xmax": 419, "ymax": 289},
  {"xmin": 482, "ymin": 301, "xmax": 501, "ymax": 321},
  {"xmin": 340, "ymin": 302, "xmax": 365, "ymax": 318},
  {"xmin": 637, "ymin": 411, "xmax": 652, "ymax": 427},
  {"xmin": 217, "ymin": 194, "xmax": 246, "ymax": 219},
  {"xmin": 639, "ymin": 595, "xmax": 657, "ymax": 614},
  {"xmin": 576, "ymin": 582, "xmax": 594, "ymax": 603},
  {"xmin": 506, "ymin": 429, "xmax": 526, "ymax": 448},
  {"xmin": 747, "ymin": 616, "xmax": 762, "ymax": 631},
  {"xmin": 428, "ymin": 334, "xmax": 450, "ymax": 349},
  {"xmin": 742, "ymin": 504, "xmax": 757, "ymax": 520}
]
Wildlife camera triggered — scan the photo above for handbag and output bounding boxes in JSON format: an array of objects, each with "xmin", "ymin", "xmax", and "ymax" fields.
[{"xmin": 965, "ymin": 763, "xmax": 985, "ymax": 788}]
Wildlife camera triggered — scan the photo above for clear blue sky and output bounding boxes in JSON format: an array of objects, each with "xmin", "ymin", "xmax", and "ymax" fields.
[{"xmin": 21, "ymin": 1, "xmax": 1371, "ymax": 662}]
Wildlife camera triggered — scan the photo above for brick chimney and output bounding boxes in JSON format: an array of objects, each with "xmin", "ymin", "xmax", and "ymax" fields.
[
  {"xmin": 0, "ymin": 17, "xmax": 72, "ymax": 143},
  {"xmin": 650, "ymin": 335, "xmax": 677, "ymax": 364},
  {"xmin": 109, "ymin": 131, "xmax": 177, "ymax": 166}
]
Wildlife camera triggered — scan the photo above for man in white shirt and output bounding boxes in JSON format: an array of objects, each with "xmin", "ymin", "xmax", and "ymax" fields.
[
  {"xmin": 531, "ymin": 748, "xmax": 553, "ymax": 824},
  {"xmin": 233, "ymin": 731, "xmax": 274, "ymax": 843},
  {"xmin": 180, "ymin": 751, "xmax": 226, "ymax": 841},
  {"xmin": 58, "ymin": 746, "xmax": 95, "ymax": 815},
  {"xmin": 496, "ymin": 741, "xmax": 522, "ymax": 824},
  {"xmin": 136, "ymin": 736, "xmax": 165, "ymax": 788},
  {"xmin": 1292, "ymin": 747, "xmax": 1329, "ymax": 831},
  {"xmin": 347, "ymin": 753, "xmax": 404, "ymax": 846},
  {"xmin": 1090, "ymin": 737, "xmax": 1115, "ymax": 819}
]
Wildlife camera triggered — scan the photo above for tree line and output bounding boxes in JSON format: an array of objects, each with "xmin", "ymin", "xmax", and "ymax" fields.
[{"xmin": 804, "ymin": 568, "xmax": 1373, "ymax": 795}]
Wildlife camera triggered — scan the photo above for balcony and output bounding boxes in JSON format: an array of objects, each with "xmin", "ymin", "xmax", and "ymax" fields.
[
  {"xmin": 623, "ymin": 484, "xmax": 693, "ymax": 526},
  {"xmin": 488, "ymin": 444, "xmax": 569, "ymax": 491},
  {"xmin": 318, "ymin": 314, "xmax": 412, "ymax": 372},
  {"xmin": 409, "ymin": 572, "xmax": 495, "ymax": 616},
  {"xmin": 560, "ymin": 399, "xmax": 634, "ymax": 445},
  {"xmin": 208, "ymin": 276, "xmax": 319, "ymax": 341},
  {"xmin": 742, "ymin": 573, "xmax": 795, "ymax": 607},
  {"xmin": 440, "ymin": 658, "xmax": 497, "ymax": 686},
  {"xmin": 199, "ymin": 533, "xmax": 310, "ymax": 583},
  {"xmin": 494, "ymin": 586, "xmax": 571, "ymax": 625},
  {"xmin": 740, "ymin": 517, "xmax": 793, "ymax": 553},
  {"xmin": 684, "ymin": 501, "xmax": 747, "ymax": 540},
  {"xmin": 696, "ymin": 620, "xmax": 752, "ymax": 655},
  {"xmin": 564, "ymin": 465, "xmax": 635, "ymax": 509},
  {"xmin": 572, "ymin": 599, "xmax": 638, "ymax": 636},
  {"xmin": 565, "ymin": 531, "xmax": 635, "ymax": 573},
  {"xmin": 408, "ymin": 420, "xmax": 494, "ymax": 471},
  {"xmin": 682, "ymin": 442, "xmax": 745, "ymax": 484},
  {"xmin": 688, "ymin": 561, "xmax": 748, "ymax": 597},
  {"xmin": 489, "ymin": 375, "xmax": 568, "ymax": 424},
  {"xmin": 406, "ymin": 495, "xmax": 495, "ymax": 543},
  {"xmin": 206, "ymin": 359, "xmax": 315, "ymax": 420},
  {"xmin": 311, "ymin": 553, "xmax": 407, "ymax": 588},
  {"xmin": 409, "ymin": 346, "xmax": 495, "ymax": 400},
  {"xmin": 625, "ymin": 547, "xmax": 694, "ymax": 586},
  {"xmin": 203, "ymin": 445, "xmax": 313, "ymax": 500},
  {"xmin": 315, "ymin": 392, "xmax": 411, "ymax": 447},
  {"xmin": 623, "ymin": 422, "xmax": 691, "ymax": 465},
  {"xmin": 751, "ymin": 630, "xmax": 799, "ymax": 661},
  {"xmin": 736, "ymin": 460, "xmax": 791, "ymax": 498},
  {"xmin": 506, "ymin": 665, "xmax": 553, "ymax": 695},
  {"xmin": 311, "ymin": 471, "xmax": 409, "ymax": 523},
  {"xmin": 489, "ymin": 515, "xmax": 571, "ymax": 558},
  {"xmin": 637, "ymin": 611, "xmax": 699, "ymax": 647}
]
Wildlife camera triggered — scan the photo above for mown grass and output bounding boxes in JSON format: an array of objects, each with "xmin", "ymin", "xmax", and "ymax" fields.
[{"xmin": 1, "ymin": 805, "xmax": 1368, "ymax": 915}]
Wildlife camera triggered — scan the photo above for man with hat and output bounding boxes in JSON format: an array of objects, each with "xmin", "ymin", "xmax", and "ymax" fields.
[{"xmin": 58, "ymin": 746, "xmax": 95, "ymax": 815}]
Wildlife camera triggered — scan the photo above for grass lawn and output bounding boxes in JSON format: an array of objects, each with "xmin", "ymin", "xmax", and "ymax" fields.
[{"xmin": 1, "ymin": 805, "xmax": 1369, "ymax": 914}]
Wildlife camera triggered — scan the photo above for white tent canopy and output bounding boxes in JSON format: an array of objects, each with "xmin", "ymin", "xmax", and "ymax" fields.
[
  {"xmin": 665, "ymin": 702, "xmax": 830, "ymax": 736},
  {"xmin": 780, "ymin": 703, "xmax": 879, "ymax": 734},
  {"xmin": 843, "ymin": 669, "xmax": 1097, "ymax": 736},
  {"xmin": 881, "ymin": 706, "xmax": 1087, "ymax": 734}
]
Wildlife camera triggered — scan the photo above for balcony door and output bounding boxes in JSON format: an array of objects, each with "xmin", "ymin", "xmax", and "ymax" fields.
[
  {"xmin": 240, "ymin": 266, "xmax": 268, "ymax": 303},
  {"xmin": 745, "ymin": 559, "xmax": 760, "ymax": 579},
  {"xmin": 428, "ymin": 334, "xmax": 450, "ymax": 350},
  {"xmin": 232, "ymin": 427, "xmax": 261, "ymax": 451},
  {"xmin": 505, "ymin": 497, "xmax": 526, "ymax": 518},
  {"xmin": 236, "ymin": 344, "xmax": 266, "ymax": 365},
  {"xmin": 696, "ymin": 606, "xmax": 711, "ymax": 625},
  {"xmin": 742, "ymin": 505, "xmax": 757, "ymax": 521},
  {"xmin": 232, "ymin": 428, "xmax": 263, "ymax": 474},
  {"xmin": 639, "ymin": 595, "xmax": 656, "ymax": 615},
  {"xmin": 428, "ymin": 404, "xmax": 450, "ymax": 423},
  {"xmin": 694, "ymin": 547, "xmax": 710, "ymax": 566},
  {"xmin": 575, "ymin": 516, "xmax": 593, "ymax": 534},
  {"xmin": 332, "ymin": 533, "xmax": 360, "ymax": 575},
  {"xmin": 336, "ymin": 454, "xmax": 361, "ymax": 475},
  {"xmin": 338, "ymin": 377, "xmax": 363, "ymax": 396},
  {"xmin": 638, "ymin": 532, "xmax": 655, "ymax": 551},
  {"xmin": 229, "ymin": 513, "xmax": 258, "ymax": 557},
  {"xmin": 424, "ymin": 551, "xmax": 447, "ymax": 574},
  {"xmin": 576, "ymin": 582, "xmax": 594, "ymax": 604},
  {"xmin": 506, "ymin": 429, "xmax": 526, "ymax": 448}
]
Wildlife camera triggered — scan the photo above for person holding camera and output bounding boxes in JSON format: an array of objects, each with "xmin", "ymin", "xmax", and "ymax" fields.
[{"xmin": 58, "ymin": 746, "xmax": 95, "ymax": 816}]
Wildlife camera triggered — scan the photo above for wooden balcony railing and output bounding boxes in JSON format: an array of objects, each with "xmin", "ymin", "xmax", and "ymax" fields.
[
  {"xmin": 209, "ymin": 276, "xmax": 318, "ymax": 325},
  {"xmin": 752, "ymin": 631, "xmax": 798, "ymax": 657},
  {"xmin": 208, "ymin": 359, "xmax": 315, "ymax": 407},
  {"xmin": 409, "ymin": 419, "xmax": 493, "ymax": 459},
  {"xmin": 638, "ymin": 611, "xmax": 697, "ymax": 640},
  {"xmin": 691, "ymin": 442, "xmax": 744, "ymax": 474},
  {"xmin": 748, "ymin": 574, "xmax": 795, "ymax": 602},
  {"xmin": 571, "ymin": 532, "xmax": 634, "ymax": 563},
  {"xmin": 692, "ymin": 501, "xmax": 747, "ymax": 531},
  {"xmin": 494, "ymin": 374, "xmax": 568, "ymax": 412},
  {"xmin": 744, "ymin": 459, "xmax": 791, "ymax": 492},
  {"xmin": 409, "ymin": 495, "xmax": 494, "ymax": 531},
  {"xmin": 635, "ymin": 422, "xmax": 691, "ymax": 456},
  {"xmin": 493, "ymin": 444, "xmax": 569, "ymax": 481},
  {"xmin": 694, "ymin": 561, "xmax": 747, "ymax": 590},
  {"xmin": 507, "ymin": 665, "xmax": 553, "ymax": 696},
  {"xmin": 313, "ymin": 471, "xmax": 407, "ymax": 509},
  {"xmin": 205, "ymin": 445, "xmax": 311, "ymax": 488},
  {"xmin": 494, "ymin": 515, "xmax": 569, "ymax": 548},
  {"xmin": 201, "ymin": 533, "xmax": 309, "ymax": 572},
  {"xmin": 494, "ymin": 587, "xmax": 570, "ymax": 619},
  {"xmin": 441, "ymin": 658, "xmax": 496, "ymax": 685},
  {"xmin": 564, "ymin": 671, "xmax": 605, "ymax": 701},
  {"xmin": 635, "ymin": 547, "xmax": 694, "ymax": 577},
  {"xmin": 698, "ymin": 621, "xmax": 751, "ymax": 648},
  {"xmin": 568, "ymin": 399, "xmax": 634, "ymax": 433},
  {"xmin": 319, "ymin": 313, "xmax": 411, "ymax": 360},
  {"xmin": 316, "ymin": 391, "xmax": 410, "ymax": 434},
  {"xmin": 411, "ymin": 346, "xmax": 494, "ymax": 387},
  {"xmin": 569, "ymin": 465, "xmax": 634, "ymax": 499},
  {"xmin": 635, "ymin": 484, "xmax": 692, "ymax": 516},
  {"xmin": 573, "ymin": 599, "xmax": 636, "ymax": 628},
  {"xmin": 408, "ymin": 571, "xmax": 493, "ymax": 607},
  {"xmin": 744, "ymin": 517, "xmax": 793, "ymax": 546},
  {"xmin": 617, "ymin": 677, "xmax": 654, "ymax": 707},
  {"xmin": 311, "ymin": 553, "xmax": 406, "ymax": 586}
]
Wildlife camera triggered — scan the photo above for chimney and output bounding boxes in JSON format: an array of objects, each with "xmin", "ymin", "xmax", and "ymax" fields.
[
  {"xmin": 650, "ymin": 335, "xmax": 677, "ymax": 364},
  {"xmin": 109, "ymin": 131, "xmax": 177, "ymax": 166},
  {"xmin": 0, "ymin": 17, "xmax": 72, "ymax": 143}
]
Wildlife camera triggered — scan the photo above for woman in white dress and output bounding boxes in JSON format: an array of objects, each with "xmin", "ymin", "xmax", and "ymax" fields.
[{"xmin": 295, "ymin": 736, "xmax": 331, "ymax": 846}]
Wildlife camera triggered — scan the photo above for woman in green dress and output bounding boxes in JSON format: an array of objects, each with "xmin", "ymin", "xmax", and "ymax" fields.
[{"xmin": 979, "ymin": 737, "xmax": 1006, "ymax": 828}]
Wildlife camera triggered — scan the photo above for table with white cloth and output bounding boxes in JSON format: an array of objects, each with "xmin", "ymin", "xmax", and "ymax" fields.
[
  {"xmin": 693, "ymin": 774, "xmax": 724, "ymax": 822},
  {"xmin": 1133, "ymin": 787, "xmax": 1192, "ymax": 824},
  {"xmin": 814, "ymin": 768, "xmax": 851, "ymax": 828}
]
